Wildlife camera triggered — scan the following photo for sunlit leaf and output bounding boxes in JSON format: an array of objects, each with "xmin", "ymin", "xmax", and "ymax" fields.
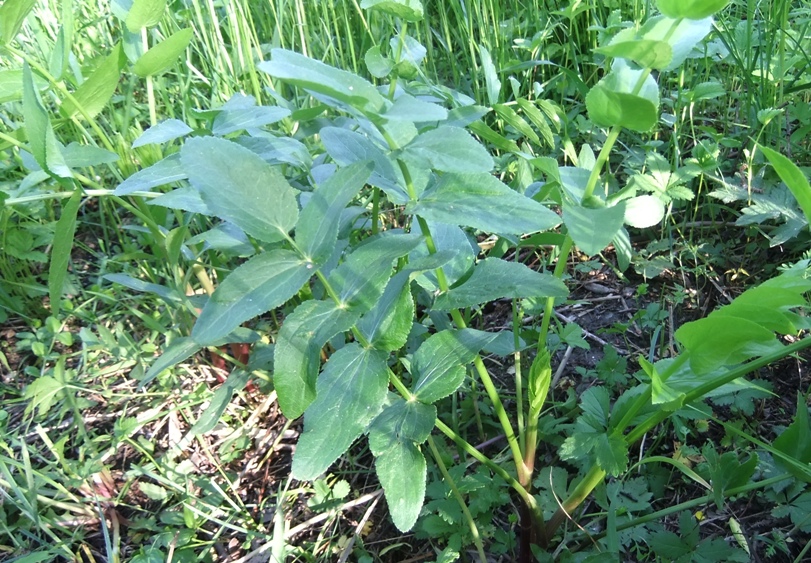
[{"xmin": 292, "ymin": 344, "xmax": 389, "ymax": 480}]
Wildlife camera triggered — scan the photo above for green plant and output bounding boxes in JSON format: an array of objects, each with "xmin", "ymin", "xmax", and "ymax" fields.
[{"xmin": 98, "ymin": 0, "xmax": 811, "ymax": 559}]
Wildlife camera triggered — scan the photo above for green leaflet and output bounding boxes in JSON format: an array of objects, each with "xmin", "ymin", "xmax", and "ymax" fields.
[
  {"xmin": 211, "ymin": 105, "xmax": 290, "ymax": 136},
  {"xmin": 320, "ymin": 126, "xmax": 408, "ymax": 204},
  {"xmin": 410, "ymin": 329, "xmax": 505, "ymax": 403},
  {"xmin": 114, "ymin": 153, "xmax": 186, "ymax": 195},
  {"xmin": 563, "ymin": 200, "xmax": 627, "ymax": 257},
  {"xmin": 22, "ymin": 63, "xmax": 71, "ymax": 178},
  {"xmin": 433, "ymin": 258, "xmax": 568, "ymax": 311},
  {"xmin": 296, "ymin": 161, "xmax": 374, "ymax": 265},
  {"xmin": 181, "ymin": 136, "xmax": 299, "ymax": 243},
  {"xmin": 357, "ymin": 272, "xmax": 415, "ymax": 352},
  {"xmin": 132, "ymin": 119, "xmax": 193, "ymax": 148},
  {"xmin": 774, "ymin": 394, "xmax": 811, "ymax": 482},
  {"xmin": 640, "ymin": 357, "xmax": 684, "ymax": 410},
  {"xmin": 142, "ymin": 337, "xmax": 201, "ymax": 386},
  {"xmin": 259, "ymin": 49, "xmax": 387, "ymax": 115},
  {"xmin": 595, "ymin": 40, "xmax": 673, "ymax": 70},
  {"xmin": 0, "ymin": 0, "xmax": 36, "ymax": 45},
  {"xmin": 403, "ymin": 126, "xmax": 493, "ymax": 173},
  {"xmin": 657, "ymin": 0, "xmax": 730, "ymax": 20},
  {"xmin": 61, "ymin": 43, "xmax": 124, "ymax": 120},
  {"xmin": 291, "ymin": 344, "xmax": 389, "ymax": 480},
  {"xmin": 132, "ymin": 28, "xmax": 193, "ymax": 77},
  {"xmin": 623, "ymin": 195, "xmax": 665, "ymax": 228},
  {"xmin": 586, "ymin": 59, "xmax": 659, "ymax": 131},
  {"xmin": 361, "ymin": 0, "xmax": 423, "ymax": 22},
  {"xmin": 190, "ymin": 369, "xmax": 251, "ymax": 435},
  {"xmin": 612, "ymin": 16, "xmax": 713, "ymax": 72},
  {"xmin": 410, "ymin": 172, "xmax": 561, "ymax": 235},
  {"xmin": 760, "ymin": 145, "xmax": 811, "ymax": 227},
  {"xmin": 385, "ymin": 93, "xmax": 448, "ymax": 122},
  {"xmin": 49, "ymin": 188, "xmax": 82, "ymax": 318},
  {"xmin": 125, "ymin": 0, "xmax": 166, "ymax": 31},
  {"xmin": 364, "ymin": 46, "xmax": 394, "ymax": 78},
  {"xmin": 357, "ymin": 251, "xmax": 455, "ymax": 350},
  {"xmin": 192, "ymin": 249, "xmax": 313, "ymax": 345},
  {"xmin": 328, "ymin": 232, "xmax": 423, "ymax": 312},
  {"xmin": 374, "ymin": 442, "xmax": 427, "ymax": 532},
  {"xmin": 675, "ymin": 271, "xmax": 811, "ymax": 374},
  {"xmin": 273, "ymin": 300, "xmax": 361, "ymax": 419},
  {"xmin": 369, "ymin": 399, "xmax": 436, "ymax": 453}
]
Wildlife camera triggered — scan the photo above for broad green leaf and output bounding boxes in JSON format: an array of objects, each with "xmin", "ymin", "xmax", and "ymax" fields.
[
  {"xmin": 410, "ymin": 329, "xmax": 507, "ymax": 403},
  {"xmin": 433, "ymin": 258, "xmax": 568, "ymax": 310},
  {"xmin": 620, "ymin": 16, "xmax": 713, "ymax": 71},
  {"xmin": 357, "ymin": 252, "xmax": 455, "ymax": 350},
  {"xmin": 292, "ymin": 344, "xmax": 389, "ymax": 480},
  {"xmin": 369, "ymin": 399, "xmax": 436, "ymax": 454},
  {"xmin": 774, "ymin": 394, "xmax": 811, "ymax": 482},
  {"xmin": 212, "ymin": 105, "xmax": 290, "ymax": 136},
  {"xmin": 375, "ymin": 442, "xmax": 427, "ymax": 531},
  {"xmin": 361, "ymin": 0, "xmax": 423, "ymax": 22},
  {"xmin": 149, "ymin": 187, "xmax": 210, "ymax": 214},
  {"xmin": 22, "ymin": 63, "xmax": 71, "ymax": 178},
  {"xmin": 132, "ymin": 28, "xmax": 193, "ymax": 77},
  {"xmin": 274, "ymin": 300, "xmax": 361, "ymax": 419},
  {"xmin": 365, "ymin": 45, "xmax": 394, "ymax": 78},
  {"xmin": 192, "ymin": 249, "xmax": 313, "ymax": 345},
  {"xmin": 0, "ymin": 0, "xmax": 36, "ymax": 45},
  {"xmin": 49, "ymin": 188, "xmax": 81, "ymax": 317},
  {"xmin": 675, "ymin": 316, "xmax": 778, "ymax": 374},
  {"xmin": 357, "ymin": 271, "xmax": 414, "ymax": 351},
  {"xmin": 404, "ymin": 126, "xmax": 493, "ymax": 173},
  {"xmin": 411, "ymin": 222, "xmax": 477, "ymax": 291},
  {"xmin": 760, "ymin": 145, "xmax": 811, "ymax": 226},
  {"xmin": 61, "ymin": 43, "xmax": 124, "ymax": 119},
  {"xmin": 586, "ymin": 59, "xmax": 659, "ymax": 131},
  {"xmin": 296, "ymin": 161, "xmax": 374, "ymax": 265},
  {"xmin": 182, "ymin": 136, "xmax": 299, "ymax": 243},
  {"xmin": 385, "ymin": 94, "xmax": 448, "ymax": 122},
  {"xmin": 125, "ymin": 0, "xmax": 166, "ymax": 31},
  {"xmin": 595, "ymin": 40, "xmax": 673, "ymax": 70},
  {"xmin": 62, "ymin": 143, "xmax": 120, "ymax": 167},
  {"xmin": 624, "ymin": 195, "xmax": 665, "ymax": 228},
  {"xmin": 328, "ymin": 232, "xmax": 423, "ymax": 312},
  {"xmin": 191, "ymin": 369, "xmax": 250, "ymax": 435},
  {"xmin": 132, "ymin": 119, "xmax": 193, "ymax": 148},
  {"xmin": 114, "ymin": 153, "xmax": 187, "ymax": 195},
  {"xmin": 236, "ymin": 134, "xmax": 311, "ymax": 168},
  {"xmin": 410, "ymin": 172, "xmax": 561, "ymax": 234},
  {"xmin": 563, "ymin": 201, "xmax": 627, "ymax": 256},
  {"xmin": 320, "ymin": 126, "xmax": 408, "ymax": 203},
  {"xmin": 259, "ymin": 49, "xmax": 387, "ymax": 115},
  {"xmin": 657, "ymin": 0, "xmax": 729, "ymax": 20},
  {"xmin": 142, "ymin": 337, "xmax": 201, "ymax": 386}
]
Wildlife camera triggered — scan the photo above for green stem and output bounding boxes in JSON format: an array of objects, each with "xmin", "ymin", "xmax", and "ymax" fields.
[
  {"xmin": 382, "ymin": 129, "xmax": 529, "ymax": 484},
  {"xmin": 426, "ymin": 435, "xmax": 488, "ymax": 563},
  {"xmin": 578, "ymin": 474, "xmax": 791, "ymax": 544}
]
